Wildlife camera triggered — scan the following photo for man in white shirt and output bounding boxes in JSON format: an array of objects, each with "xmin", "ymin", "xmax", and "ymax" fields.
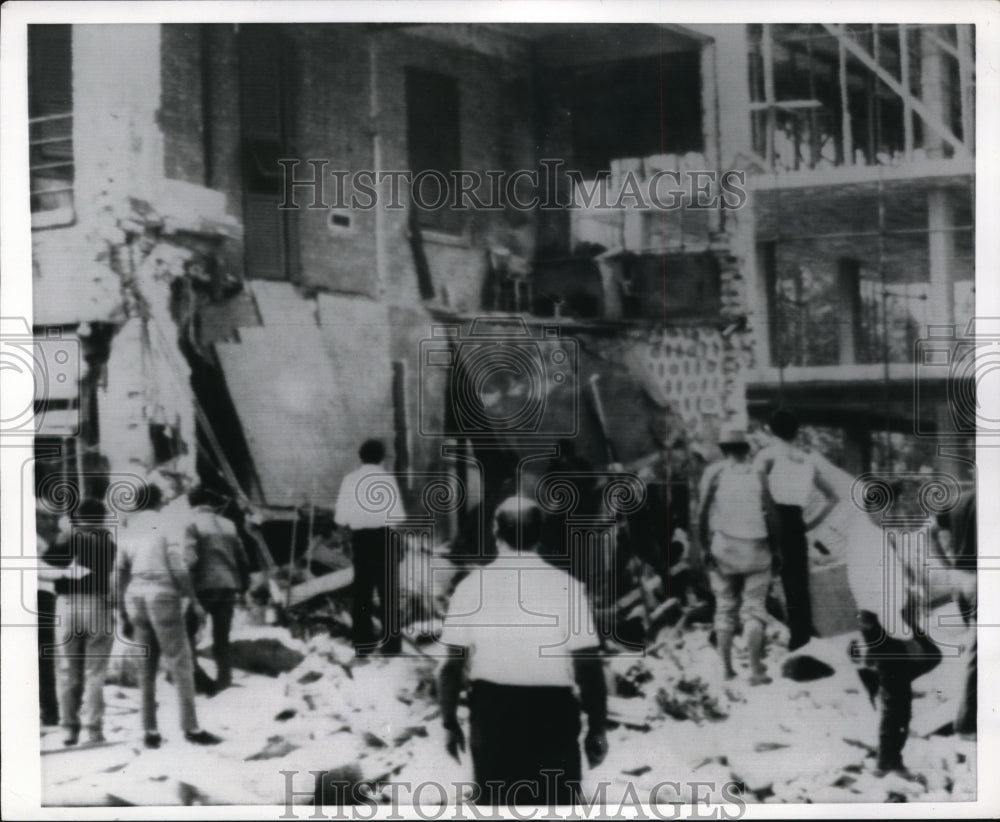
[
  {"xmin": 334, "ymin": 439, "xmax": 406, "ymax": 656},
  {"xmin": 845, "ymin": 497, "xmax": 941, "ymax": 776},
  {"xmin": 438, "ymin": 496, "xmax": 608, "ymax": 807},
  {"xmin": 754, "ymin": 409, "xmax": 839, "ymax": 650}
]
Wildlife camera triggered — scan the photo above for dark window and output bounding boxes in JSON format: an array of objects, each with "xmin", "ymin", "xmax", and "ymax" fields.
[
  {"xmin": 239, "ymin": 25, "xmax": 298, "ymax": 281},
  {"xmin": 28, "ymin": 25, "xmax": 74, "ymax": 227},
  {"xmin": 405, "ymin": 68, "xmax": 462, "ymax": 234},
  {"xmin": 566, "ymin": 53, "xmax": 703, "ymax": 178}
]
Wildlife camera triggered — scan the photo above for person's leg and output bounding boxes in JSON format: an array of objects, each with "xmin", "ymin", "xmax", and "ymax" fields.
[
  {"xmin": 708, "ymin": 570, "xmax": 739, "ymax": 680},
  {"xmin": 54, "ymin": 596, "xmax": 84, "ymax": 741},
  {"xmin": 79, "ymin": 597, "xmax": 115, "ymax": 740},
  {"xmin": 777, "ymin": 506, "xmax": 812, "ymax": 650},
  {"xmin": 469, "ymin": 683, "xmax": 505, "ymax": 806},
  {"xmin": 147, "ymin": 590, "xmax": 199, "ymax": 734},
  {"xmin": 185, "ymin": 598, "xmax": 214, "ymax": 695},
  {"xmin": 955, "ymin": 632, "xmax": 977, "ymax": 737},
  {"xmin": 38, "ymin": 590, "xmax": 60, "ymax": 726},
  {"xmin": 741, "ymin": 569, "xmax": 773, "ymax": 685},
  {"xmin": 351, "ymin": 530, "xmax": 379, "ymax": 653},
  {"xmin": 126, "ymin": 591, "xmax": 160, "ymax": 736},
  {"xmin": 375, "ymin": 532, "xmax": 402, "ymax": 654},
  {"xmin": 203, "ymin": 589, "xmax": 235, "ymax": 688},
  {"xmin": 876, "ymin": 667, "xmax": 912, "ymax": 773}
]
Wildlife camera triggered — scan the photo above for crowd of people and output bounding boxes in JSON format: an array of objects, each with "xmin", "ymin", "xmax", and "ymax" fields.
[
  {"xmin": 37, "ymin": 473, "xmax": 249, "ymax": 748},
  {"xmin": 35, "ymin": 415, "xmax": 977, "ymax": 806}
]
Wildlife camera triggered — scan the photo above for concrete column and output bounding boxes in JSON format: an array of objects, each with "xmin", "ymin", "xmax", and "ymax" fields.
[
  {"xmin": 837, "ymin": 258, "xmax": 861, "ymax": 366},
  {"xmin": 920, "ymin": 26, "xmax": 950, "ymax": 159},
  {"xmin": 927, "ymin": 189, "xmax": 956, "ymax": 330}
]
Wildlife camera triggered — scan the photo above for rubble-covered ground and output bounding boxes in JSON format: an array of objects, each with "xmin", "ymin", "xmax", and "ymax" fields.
[{"xmin": 41, "ymin": 608, "xmax": 975, "ymax": 808}]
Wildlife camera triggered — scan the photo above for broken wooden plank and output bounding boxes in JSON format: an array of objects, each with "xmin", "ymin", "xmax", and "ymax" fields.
[{"xmin": 287, "ymin": 567, "xmax": 353, "ymax": 608}]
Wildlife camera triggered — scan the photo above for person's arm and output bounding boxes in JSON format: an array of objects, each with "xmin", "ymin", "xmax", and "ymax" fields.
[
  {"xmin": 573, "ymin": 649, "xmax": 609, "ymax": 767},
  {"xmin": 113, "ymin": 539, "xmax": 132, "ymax": 632},
  {"xmin": 438, "ymin": 650, "xmax": 467, "ymax": 762},
  {"xmin": 232, "ymin": 532, "xmax": 252, "ymax": 592},
  {"xmin": 166, "ymin": 536, "xmax": 204, "ymax": 618},
  {"xmin": 805, "ymin": 468, "xmax": 839, "ymax": 531},
  {"xmin": 755, "ymin": 453, "xmax": 783, "ymax": 566},
  {"xmin": 694, "ymin": 466, "xmax": 720, "ymax": 567}
]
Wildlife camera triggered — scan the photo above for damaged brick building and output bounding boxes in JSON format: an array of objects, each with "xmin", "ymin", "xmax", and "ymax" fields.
[{"xmin": 28, "ymin": 22, "xmax": 975, "ymax": 574}]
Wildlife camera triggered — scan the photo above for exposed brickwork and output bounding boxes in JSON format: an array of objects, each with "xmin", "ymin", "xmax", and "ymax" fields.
[{"xmin": 161, "ymin": 24, "xmax": 206, "ymax": 185}]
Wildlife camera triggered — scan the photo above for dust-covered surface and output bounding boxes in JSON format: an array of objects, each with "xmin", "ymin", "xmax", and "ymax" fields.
[{"xmin": 41, "ymin": 606, "xmax": 975, "ymax": 808}]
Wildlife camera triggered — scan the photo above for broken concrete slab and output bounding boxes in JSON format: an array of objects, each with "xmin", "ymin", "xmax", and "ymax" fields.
[
  {"xmin": 781, "ymin": 654, "xmax": 836, "ymax": 682},
  {"xmin": 229, "ymin": 638, "xmax": 305, "ymax": 677}
]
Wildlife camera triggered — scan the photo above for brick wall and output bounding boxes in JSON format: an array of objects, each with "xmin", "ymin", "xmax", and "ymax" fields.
[{"xmin": 161, "ymin": 24, "xmax": 206, "ymax": 185}]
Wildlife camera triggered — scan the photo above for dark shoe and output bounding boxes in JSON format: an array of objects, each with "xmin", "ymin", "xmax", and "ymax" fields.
[
  {"xmin": 144, "ymin": 731, "xmax": 162, "ymax": 749},
  {"xmin": 41, "ymin": 712, "xmax": 60, "ymax": 727},
  {"xmin": 185, "ymin": 729, "xmax": 222, "ymax": 745},
  {"xmin": 63, "ymin": 728, "xmax": 80, "ymax": 746},
  {"xmin": 194, "ymin": 667, "xmax": 217, "ymax": 696}
]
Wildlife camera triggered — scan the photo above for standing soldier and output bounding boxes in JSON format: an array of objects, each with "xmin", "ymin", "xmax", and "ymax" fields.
[
  {"xmin": 438, "ymin": 496, "xmax": 608, "ymax": 806},
  {"xmin": 114, "ymin": 480, "xmax": 221, "ymax": 747},
  {"xmin": 183, "ymin": 486, "xmax": 250, "ymax": 694}
]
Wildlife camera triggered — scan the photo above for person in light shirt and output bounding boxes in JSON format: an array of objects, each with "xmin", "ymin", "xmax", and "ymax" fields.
[
  {"xmin": 753, "ymin": 409, "xmax": 840, "ymax": 650},
  {"xmin": 845, "ymin": 490, "xmax": 941, "ymax": 777},
  {"xmin": 695, "ymin": 424, "xmax": 777, "ymax": 685},
  {"xmin": 334, "ymin": 439, "xmax": 406, "ymax": 656},
  {"xmin": 438, "ymin": 496, "xmax": 609, "ymax": 807}
]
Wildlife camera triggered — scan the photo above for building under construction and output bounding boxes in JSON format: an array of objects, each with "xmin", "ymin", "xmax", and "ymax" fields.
[{"xmin": 27, "ymin": 20, "xmax": 975, "ymax": 576}]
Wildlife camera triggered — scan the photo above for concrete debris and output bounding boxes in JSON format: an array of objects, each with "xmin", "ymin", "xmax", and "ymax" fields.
[
  {"xmin": 246, "ymin": 735, "xmax": 300, "ymax": 761},
  {"xmin": 229, "ymin": 638, "xmax": 306, "ymax": 677},
  {"xmin": 44, "ymin": 601, "xmax": 975, "ymax": 807},
  {"xmin": 781, "ymin": 654, "xmax": 837, "ymax": 682}
]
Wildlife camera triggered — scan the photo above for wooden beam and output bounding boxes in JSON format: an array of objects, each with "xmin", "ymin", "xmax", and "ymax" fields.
[{"xmin": 822, "ymin": 23, "xmax": 970, "ymax": 159}]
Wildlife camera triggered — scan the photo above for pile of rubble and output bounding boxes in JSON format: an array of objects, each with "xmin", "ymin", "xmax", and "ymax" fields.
[{"xmin": 43, "ymin": 604, "xmax": 976, "ymax": 808}]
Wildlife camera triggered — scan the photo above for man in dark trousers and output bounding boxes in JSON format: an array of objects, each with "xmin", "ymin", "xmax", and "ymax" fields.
[
  {"xmin": 754, "ymin": 409, "xmax": 839, "ymax": 650},
  {"xmin": 43, "ymin": 499, "xmax": 117, "ymax": 745},
  {"xmin": 334, "ymin": 440, "xmax": 406, "ymax": 656},
  {"xmin": 438, "ymin": 496, "xmax": 609, "ymax": 807},
  {"xmin": 183, "ymin": 486, "xmax": 250, "ymax": 694}
]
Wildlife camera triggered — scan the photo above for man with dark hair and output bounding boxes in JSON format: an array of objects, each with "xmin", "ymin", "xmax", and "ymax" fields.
[
  {"xmin": 115, "ymin": 480, "xmax": 221, "ymax": 747},
  {"xmin": 42, "ymin": 499, "xmax": 117, "ymax": 745},
  {"xmin": 438, "ymin": 496, "xmax": 609, "ymax": 807},
  {"xmin": 754, "ymin": 408, "xmax": 840, "ymax": 650},
  {"xmin": 335, "ymin": 439, "xmax": 406, "ymax": 655}
]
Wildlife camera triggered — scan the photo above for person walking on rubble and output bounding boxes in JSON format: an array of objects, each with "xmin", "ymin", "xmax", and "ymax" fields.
[
  {"xmin": 695, "ymin": 424, "xmax": 776, "ymax": 685},
  {"xmin": 846, "ymin": 480, "xmax": 941, "ymax": 776},
  {"xmin": 114, "ymin": 480, "xmax": 222, "ymax": 747},
  {"xmin": 335, "ymin": 439, "xmax": 406, "ymax": 656},
  {"xmin": 754, "ymin": 409, "xmax": 839, "ymax": 651},
  {"xmin": 438, "ymin": 496, "xmax": 609, "ymax": 807},
  {"xmin": 183, "ymin": 486, "xmax": 251, "ymax": 694}
]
